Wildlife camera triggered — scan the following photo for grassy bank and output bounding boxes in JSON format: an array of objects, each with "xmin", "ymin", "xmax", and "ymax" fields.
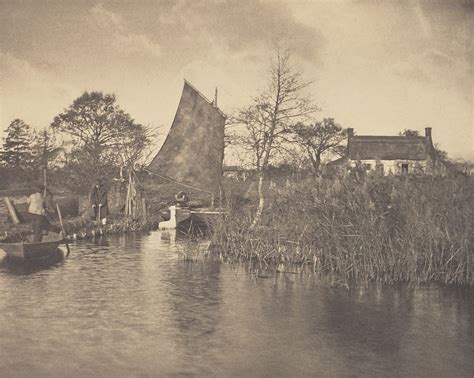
[
  {"xmin": 212, "ymin": 174, "xmax": 473, "ymax": 286},
  {"xmin": 58, "ymin": 215, "xmax": 161, "ymax": 239},
  {"xmin": 1, "ymin": 206, "xmax": 161, "ymax": 241}
]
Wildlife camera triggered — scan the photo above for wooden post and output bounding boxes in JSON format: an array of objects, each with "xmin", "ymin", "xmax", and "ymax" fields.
[
  {"xmin": 56, "ymin": 203, "xmax": 70, "ymax": 256},
  {"xmin": 3, "ymin": 197, "xmax": 20, "ymax": 224},
  {"xmin": 219, "ymin": 186, "xmax": 222, "ymax": 209},
  {"xmin": 142, "ymin": 197, "xmax": 147, "ymax": 221},
  {"xmin": 43, "ymin": 168, "xmax": 47, "ymax": 197}
]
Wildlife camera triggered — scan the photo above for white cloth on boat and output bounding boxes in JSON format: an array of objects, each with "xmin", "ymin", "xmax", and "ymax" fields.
[{"xmin": 27, "ymin": 192, "xmax": 46, "ymax": 215}]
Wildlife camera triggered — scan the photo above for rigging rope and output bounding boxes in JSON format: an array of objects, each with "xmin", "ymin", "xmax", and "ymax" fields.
[{"xmin": 143, "ymin": 169, "xmax": 216, "ymax": 195}]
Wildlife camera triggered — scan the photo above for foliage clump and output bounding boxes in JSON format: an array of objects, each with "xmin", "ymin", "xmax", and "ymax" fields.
[{"xmin": 212, "ymin": 174, "xmax": 473, "ymax": 286}]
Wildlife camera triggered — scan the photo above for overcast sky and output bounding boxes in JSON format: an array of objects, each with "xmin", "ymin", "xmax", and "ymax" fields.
[{"xmin": 1, "ymin": 0, "xmax": 472, "ymax": 161}]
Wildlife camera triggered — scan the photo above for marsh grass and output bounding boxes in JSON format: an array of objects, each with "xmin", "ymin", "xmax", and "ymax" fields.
[{"xmin": 212, "ymin": 174, "xmax": 473, "ymax": 286}]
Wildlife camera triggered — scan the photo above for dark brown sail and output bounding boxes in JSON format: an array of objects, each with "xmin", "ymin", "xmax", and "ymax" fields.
[{"xmin": 148, "ymin": 80, "xmax": 226, "ymax": 193}]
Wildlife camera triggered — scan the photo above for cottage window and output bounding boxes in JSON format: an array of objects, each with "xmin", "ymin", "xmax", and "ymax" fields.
[
  {"xmin": 401, "ymin": 163, "xmax": 409, "ymax": 173},
  {"xmin": 376, "ymin": 163, "xmax": 384, "ymax": 174},
  {"xmin": 364, "ymin": 163, "xmax": 372, "ymax": 171}
]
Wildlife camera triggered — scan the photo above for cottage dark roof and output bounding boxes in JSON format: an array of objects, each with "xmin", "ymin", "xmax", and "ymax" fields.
[{"xmin": 348, "ymin": 136, "xmax": 433, "ymax": 161}]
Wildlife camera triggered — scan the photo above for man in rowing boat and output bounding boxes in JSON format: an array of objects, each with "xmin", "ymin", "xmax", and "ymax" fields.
[
  {"xmin": 23, "ymin": 184, "xmax": 61, "ymax": 242},
  {"xmin": 90, "ymin": 178, "xmax": 109, "ymax": 225}
]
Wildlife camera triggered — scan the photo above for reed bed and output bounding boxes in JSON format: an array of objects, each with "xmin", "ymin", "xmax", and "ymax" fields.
[{"xmin": 212, "ymin": 174, "xmax": 473, "ymax": 286}]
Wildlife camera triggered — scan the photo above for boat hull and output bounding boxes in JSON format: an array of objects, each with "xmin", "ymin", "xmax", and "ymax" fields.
[
  {"xmin": 0, "ymin": 236, "xmax": 64, "ymax": 260},
  {"xmin": 176, "ymin": 211, "xmax": 222, "ymax": 235},
  {"xmin": 159, "ymin": 206, "xmax": 224, "ymax": 234}
]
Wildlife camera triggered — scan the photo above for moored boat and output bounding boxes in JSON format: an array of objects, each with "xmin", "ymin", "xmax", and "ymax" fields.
[
  {"xmin": 159, "ymin": 205, "xmax": 224, "ymax": 233},
  {"xmin": 147, "ymin": 80, "xmax": 227, "ymax": 232},
  {"xmin": 0, "ymin": 233, "xmax": 65, "ymax": 260}
]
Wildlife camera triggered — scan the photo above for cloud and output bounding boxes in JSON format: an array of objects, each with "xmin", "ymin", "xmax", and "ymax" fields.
[
  {"xmin": 0, "ymin": 51, "xmax": 76, "ymax": 98},
  {"xmin": 154, "ymin": 0, "xmax": 323, "ymax": 62},
  {"xmin": 387, "ymin": 2, "xmax": 471, "ymax": 102},
  {"xmin": 411, "ymin": 0, "xmax": 432, "ymax": 38},
  {"xmin": 90, "ymin": 3, "xmax": 124, "ymax": 30},
  {"xmin": 0, "ymin": 51, "xmax": 36, "ymax": 83},
  {"xmin": 89, "ymin": 3, "xmax": 161, "ymax": 58},
  {"xmin": 114, "ymin": 33, "xmax": 161, "ymax": 59},
  {"xmin": 391, "ymin": 48, "xmax": 471, "ymax": 102},
  {"xmin": 0, "ymin": 51, "xmax": 77, "ymax": 129}
]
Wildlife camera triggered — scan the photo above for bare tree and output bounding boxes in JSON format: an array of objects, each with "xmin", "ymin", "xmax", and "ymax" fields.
[
  {"xmin": 292, "ymin": 118, "xmax": 346, "ymax": 174},
  {"xmin": 236, "ymin": 48, "xmax": 318, "ymax": 227}
]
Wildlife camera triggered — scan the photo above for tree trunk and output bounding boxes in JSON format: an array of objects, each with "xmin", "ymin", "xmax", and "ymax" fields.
[
  {"xmin": 314, "ymin": 154, "xmax": 321, "ymax": 174},
  {"xmin": 310, "ymin": 152, "xmax": 321, "ymax": 176},
  {"xmin": 250, "ymin": 171, "xmax": 265, "ymax": 229}
]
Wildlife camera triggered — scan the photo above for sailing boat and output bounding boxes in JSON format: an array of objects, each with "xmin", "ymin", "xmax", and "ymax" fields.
[{"xmin": 147, "ymin": 80, "xmax": 226, "ymax": 231}]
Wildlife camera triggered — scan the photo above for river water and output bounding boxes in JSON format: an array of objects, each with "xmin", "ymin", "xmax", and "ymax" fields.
[{"xmin": 0, "ymin": 232, "xmax": 472, "ymax": 377}]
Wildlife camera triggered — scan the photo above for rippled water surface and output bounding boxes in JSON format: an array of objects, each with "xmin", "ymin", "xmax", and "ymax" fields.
[{"xmin": 0, "ymin": 232, "xmax": 473, "ymax": 377}]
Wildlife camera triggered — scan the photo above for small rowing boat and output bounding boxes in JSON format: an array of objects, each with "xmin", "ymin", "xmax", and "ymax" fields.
[{"xmin": 0, "ymin": 232, "xmax": 65, "ymax": 260}]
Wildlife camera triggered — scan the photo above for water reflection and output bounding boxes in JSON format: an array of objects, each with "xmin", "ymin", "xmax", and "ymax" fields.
[
  {"xmin": 0, "ymin": 249, "xmax": 65, "ymax": 275},
  {"xmin": 0, "ymin": 232, "xmax": 472, "ymax": 377},
  {"xmin": 316, "ymin": 286, "xmax": 413, "ymax": 376}
]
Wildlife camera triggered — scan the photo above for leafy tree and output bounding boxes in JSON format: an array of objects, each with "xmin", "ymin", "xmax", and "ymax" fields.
[
  {"xmin": 1, "ymin": 119, "xmax": 33, "ymax": 169},
  {"xmin": 399, "ymin": 129, "xmax": 448, "ymax": 160},
  {"xmin": 109, "ymin": 124, "xmax": 154, "ymax": 170},
  {"xmin": 52, "ymin": 91, "xmax": 146, "ymax": 156},
  {"xmin": 62, "ymin": 148, "xmax": 117, "ymax": 193},
  {"xmin": 292, "ymin": 118, "xmax": 346, "ymax": 174},
  {"xmin": 399, "ymin": 129, "xmax": 419, "ymax": 137},
  {"xmin": 434, "ymin": 144, "xmax": 448, "ymax": 160},
  {"xmin": 51, "ymin": 91, "xmax": 152, "ymax": 186},
  {"xmin": 236, "ymin": 48, "xmax": 318, "ymax": 227},
  {"xmin": 30, "ymin": 128, "xmax": 63, "ymax": 171}
]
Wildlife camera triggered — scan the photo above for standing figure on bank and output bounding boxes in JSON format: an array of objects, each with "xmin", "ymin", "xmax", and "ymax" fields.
[
  {"xmin": 90, "ymin": 179, "xmax": 109, "ymax": 225},
  {"xmin": 25, "ymin": 184, "xmax": 61, "ymax": 242}
]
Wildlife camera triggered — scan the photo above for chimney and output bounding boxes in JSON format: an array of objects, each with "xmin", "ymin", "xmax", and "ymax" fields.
[
  {"xmin": 425, "ymin": 127, "xmax": 432, "ymax": 138},
  {"xmin": 346, "ymin": 128, "xmax": 354, "ymax": 157}
]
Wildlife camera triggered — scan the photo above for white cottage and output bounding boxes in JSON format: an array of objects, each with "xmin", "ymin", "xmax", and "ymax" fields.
[{"xmin": 330, "ymin": 128, "xmax": 442, "ymax": 175}]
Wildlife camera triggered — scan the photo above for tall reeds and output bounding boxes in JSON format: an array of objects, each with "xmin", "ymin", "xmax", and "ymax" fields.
[{"xmin": 212, "ymin": 174, "xmax": 473, "ymax": 285}]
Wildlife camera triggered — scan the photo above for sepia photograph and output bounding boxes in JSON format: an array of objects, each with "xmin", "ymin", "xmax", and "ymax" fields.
[{"xmin": 0, "ymin": 0, "xmax": 472, "ymax": 376}]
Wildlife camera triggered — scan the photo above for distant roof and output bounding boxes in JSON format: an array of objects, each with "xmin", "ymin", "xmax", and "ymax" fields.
[{"xmin": 348, "ymin": 136, "xmax": 433, "ymax": 161}]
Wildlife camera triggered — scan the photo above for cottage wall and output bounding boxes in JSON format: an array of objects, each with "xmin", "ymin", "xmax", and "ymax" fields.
[{"xmin": 349, "ymin": 159, "xmax": 429, "ymax": 175}]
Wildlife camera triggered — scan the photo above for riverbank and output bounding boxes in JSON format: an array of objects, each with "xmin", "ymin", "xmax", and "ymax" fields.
[
  {"xmin": 0, "ymin": 184, "xmax": 162, "ymax": 240},
  {"xmin": 0, "ymin": 213, "xmax": 161, "ymax": 241},
  {"xmin": 59, "ymin": 215, "xmax": 161, "ymax": 240},
  {"xmin": 212, "ymin": 174, "xmax": 473, "ymax": 286}
]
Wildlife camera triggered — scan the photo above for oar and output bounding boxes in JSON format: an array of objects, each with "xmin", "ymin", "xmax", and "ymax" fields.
[
  {"xmin": 56, "ymin": 203, "xmax": 70, "ymax": 257},
  {"xmin": 98, "ymin": 204, "xmax": 103, "ymax": 234}
]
